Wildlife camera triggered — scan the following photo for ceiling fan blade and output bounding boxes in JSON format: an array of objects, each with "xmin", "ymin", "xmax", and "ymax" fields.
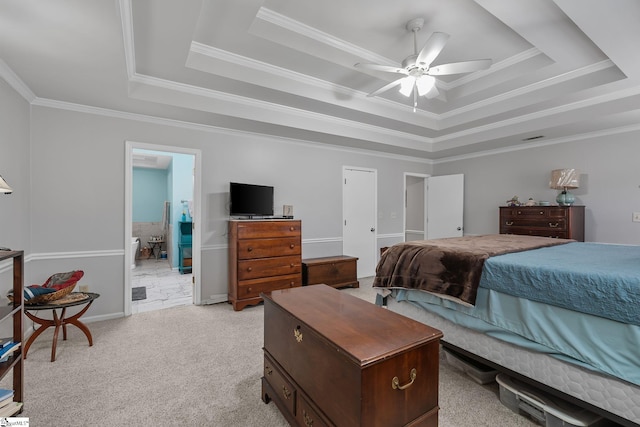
[
  {"xmin": 424, "ymin": 85, "xmax": 440, "ymax": 99},
  {"xmin": 355, "ymin": 63, "xmax": 407, "ymax": 75},
  {"xmin": 367, "ymin": 77, "xmax": 404, "ymax": 97},
  {"xmin": 415, "ymin": 32, "xmax": 450, "ymax": 68},
  {"xmin": 427, "ymin": 59, "xmax": 492, "ymax": 75}
]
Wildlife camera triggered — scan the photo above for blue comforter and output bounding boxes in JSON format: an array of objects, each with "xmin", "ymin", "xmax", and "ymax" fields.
[{"xmin": 481, "ymin": 242, "xmax": 640, "ymax": 326}]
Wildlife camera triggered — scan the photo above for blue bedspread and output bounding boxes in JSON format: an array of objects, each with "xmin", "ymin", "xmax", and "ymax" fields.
[{"xmin": 481, "ymin": 242, "xmax": 640, "ymax": 326}]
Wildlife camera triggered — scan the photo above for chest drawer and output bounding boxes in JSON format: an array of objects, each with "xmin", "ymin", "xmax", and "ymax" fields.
[
  {"xmin": 302, "ymin": 256, "xmax": 358, "ymax": 288},
  {"xmin": 501, "ymin": 218, "xmax": 567, "ymax": 230},
  {"xmin": 263, "ymin": 353, "xmax": 296, "ymax": 415},
  {"xmin": 238, "ymin": 256, "xmax": 301, "ymax": 280},
  {"xmin": 237, "ymin": 237, "xmax": 301, "ymax": 260},
  {"xmin": 263, "ymin": 285, "xmax": 442, "ymax": 427},
  {"xmin": 237, "ymin": 221, "xmax": 301, "ymax": 239}
]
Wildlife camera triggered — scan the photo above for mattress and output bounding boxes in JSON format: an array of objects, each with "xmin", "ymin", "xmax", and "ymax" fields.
[
  {"xmin": 386, "ymin": 296, "xmax": 640, "ymax": 425},
  {"xmin": 481, "ymin": 242, "xmax": 640, "ymax": 325},
  {"xmin": 393, "ymin": 287, "xmax": 640, "ymax": 386}
]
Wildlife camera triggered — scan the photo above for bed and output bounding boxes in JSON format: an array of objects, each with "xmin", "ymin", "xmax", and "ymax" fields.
[{"xmin": 373, "ymin": 234, "xmax": 640, "ymax": 427}]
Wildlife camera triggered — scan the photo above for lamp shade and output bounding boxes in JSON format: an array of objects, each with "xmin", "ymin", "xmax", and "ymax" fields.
[
  {"xmin": 549, "ymin": 169, "xmax": 579, "ymax": 190},
  {"xmin": 0, "ymin": 175, "xmax": 12, "ymax": 194}
]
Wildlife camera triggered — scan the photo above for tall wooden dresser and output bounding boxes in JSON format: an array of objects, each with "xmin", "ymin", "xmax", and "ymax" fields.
[
  {"xmin": 262, "ymin": 285, "xmax": 443, "ymax": 427},
  {"xmin": 228, "ymin": 219, "xmax": 302, "ymax": 311},
  {"xmin": 499, "ymin": 205, "xmax": 585, "ymax": 241}
]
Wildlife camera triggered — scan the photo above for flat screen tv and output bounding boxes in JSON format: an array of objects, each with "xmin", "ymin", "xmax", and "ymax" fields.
[{"xmin": 230, "ymin": 182, "xmax": 274, "ymax": 217}]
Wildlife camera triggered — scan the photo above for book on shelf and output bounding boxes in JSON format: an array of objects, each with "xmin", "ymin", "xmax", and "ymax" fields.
[
  {"xmin": 0, "ymin": 337, "xmax": 13, "ymax": 349},
  {"xmin": 0, "ymin": 342, "xmax": 20, "ymax": 362},
  {"xmin": 0, "ymin": 395, "xmax": 14, "ymax": 409},
  {"xmin": 0, "ymin": 401, "xmax": 22, "ymax": 417}
]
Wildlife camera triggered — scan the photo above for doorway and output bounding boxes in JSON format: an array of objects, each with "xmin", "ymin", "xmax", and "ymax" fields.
[
  {"xmin": 403, "ymin": 173, "xmax": 464, "ymax": 241},
  {"xmin": 404, "ymin": 173, "xmax": 428, "ymax": 242},
  {"xmin": 342, "ymin": 166, "xmax": 377, "ymax": 277},
  {"xmin": 124, "ymin": 141, "xmax": 202, "ymax": 316}
]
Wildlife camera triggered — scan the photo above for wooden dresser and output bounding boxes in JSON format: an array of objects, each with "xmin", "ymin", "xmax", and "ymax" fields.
[
  {"xmin": 302, "ymin": 255, "xmax": 359, "ymax": 289},
  {"xmin": 228, "ymin": 219, "xmax": 302, "ymax": 311},
  {"xmin": 262, "ymin": 285, "xmax": 443, "ymax": 427},
  {"xmin": 499, "ymin": 205, "xmax": 585, "ymax": 241}
]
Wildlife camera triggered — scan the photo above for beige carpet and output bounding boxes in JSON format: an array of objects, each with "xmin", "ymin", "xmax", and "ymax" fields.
[{"xmin": 7, "ymin": 280, "xmax": 539, "ymax": 426}]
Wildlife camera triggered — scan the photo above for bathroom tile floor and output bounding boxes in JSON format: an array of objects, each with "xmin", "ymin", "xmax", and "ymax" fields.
[{"xmin": 131, "ymin": 258, "xmax": 193, "ymax": 314}]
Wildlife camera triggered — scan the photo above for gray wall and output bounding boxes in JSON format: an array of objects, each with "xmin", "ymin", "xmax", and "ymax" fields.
[
  {"xmin": 1, "ymin": 95, "xmax": 431, "ymax": 319},
  {"xmin": 4, "ymin": 73, "xmax": 640, "ymax": 320},
  {"xmin": 433, "ymin": 132, "xmax": 640, "ymax": 244}
]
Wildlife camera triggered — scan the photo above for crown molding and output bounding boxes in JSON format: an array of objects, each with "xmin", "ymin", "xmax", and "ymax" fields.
[
  {"xmin": 0, "ymin": 58, "xmax": 36, "ymax": 102},
  {"xmin": 433, "ymin": 121, "xmax": 640, "ymax": 164},
  {"xmin": 256, "ymin": 7, "xmax": 395, "ymax": 66},
  {"xmin": 118, "ymin": 0, "xmax": 136, "ymax": 80}
]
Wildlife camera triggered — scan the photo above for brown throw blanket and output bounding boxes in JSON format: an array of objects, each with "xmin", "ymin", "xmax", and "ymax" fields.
[{"xmin": 373, "ymin": 234, "xmax": 573, "ymax": 305}]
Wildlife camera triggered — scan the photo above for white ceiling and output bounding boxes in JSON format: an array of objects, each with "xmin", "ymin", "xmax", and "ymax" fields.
[{"xmin": 1, "ymin": 0, "xmax": 639, "ymax": 161}]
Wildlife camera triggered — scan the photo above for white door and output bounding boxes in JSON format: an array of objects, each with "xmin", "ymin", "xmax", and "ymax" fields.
[
  {"xmin": 427, "ymin": 174, "xmax": 464, "ymax": 239},
  {"xmin": 343, "ymin": 167, "xmax": 377, "ymax": 277}
]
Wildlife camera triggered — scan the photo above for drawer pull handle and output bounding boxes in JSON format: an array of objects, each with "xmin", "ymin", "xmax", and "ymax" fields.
[
  {"xmin": 282, "ymin": 385, "xmax": 292, "ymax": 400},
  {"xmin": 303, "ymin": 410, "xmax": 314, "ymax": 427},
  {"xmin": 392, "ymin": 368, "xmax": 417, "ymax": 391},
  {"xmin": 505, "ymin": 221, "xmax": 514, "ymax": 226},
  {"xmin": 247, "ymin": 247, "xmax": 253, "ymax": 252},
  {"xmin": 549, "ymin": 222, "xmax": 559, "ymax": 228},
  {"xmin": 290, "ymin": 263, "xmax": 295, "ymax": 268},
  {"xmin": 294, "ymin": 327, "xmax": 303, "ymax": 343},
  {"xmin": 539, "ymin": 211, "xmax": 544, "ymax": 215},
  {"xmin": 290, "ymin": 227, "xmax": 294, "ymax": 231},
  {"xmin": 247, "ymin": 267, "xmax": 252, "ymax": 272},
  {"xmin": 290, "ymin": 244, "xmax": 295, "ymax": 249},
  {"xmin": 264, "ymin": 365, "xmax": 273, "ymax": 376}
]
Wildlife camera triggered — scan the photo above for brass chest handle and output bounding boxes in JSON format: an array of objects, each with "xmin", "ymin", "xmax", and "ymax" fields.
[
  {"xmin": 549, "ymin": 222, "xmax": 559, "ymax": 228},
  {"xmin": 392, "ymin": 368, "xmax": 417, "ymax": 390},
  {"xmin": 505, "ymin": 221, "xmax": 514, "ymax": 226},
  {"xmin": 303, "ymin": 410, "xmax": 314, "ymax": 426}
]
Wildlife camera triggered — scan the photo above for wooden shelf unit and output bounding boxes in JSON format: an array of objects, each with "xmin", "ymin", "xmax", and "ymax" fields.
[{"xmin": 0, "ymin": 250, "xmax": 24, "ymax": 407}]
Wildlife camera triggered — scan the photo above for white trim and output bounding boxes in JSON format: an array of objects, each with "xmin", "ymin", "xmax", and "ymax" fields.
[
  {"xmin": 0, "ymin": 58, "xmax": 36, "ymax": 102},
  {"xmin": 117, "ymin": 0, "xmax": 136, "ymax": 80}
]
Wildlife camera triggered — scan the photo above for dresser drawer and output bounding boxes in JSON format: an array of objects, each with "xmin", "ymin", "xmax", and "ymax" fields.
[
  {"xmin": 264, "ymin": 353, "xmax": 297, "ymax": 416},
  {"xmin": 237, "ymin": 237, "xmax": 301, "ymax": 260},
  {"xmin": 238, "ymin": 274, "xmax": 301, "ymax": 299},
  {"xmin": 501, "ymin": 227, "xmax": 568, "ymax": 239},
  {"xmin": 237, "ymin": 221, "xmax": 301, "ymax": 239},
  {"xmin": 237, "ymin": 256, "xmax": 301, "ymax": 280},
  {"xmin": 501, "ymin": 218, "xmax": 567, "ymax": 230}
]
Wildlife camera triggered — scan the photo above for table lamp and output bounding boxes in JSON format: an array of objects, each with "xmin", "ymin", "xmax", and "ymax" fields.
[
  {"xmin": 0, "ymin": 175, "xmax": 12, "ymax": 194},
  {"xmin": 549, "ymin": 169, "xmax": 579, "ymax": 206}
]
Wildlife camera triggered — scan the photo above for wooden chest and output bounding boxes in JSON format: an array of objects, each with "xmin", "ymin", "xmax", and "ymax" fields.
[
  {"xmin": 302, "ymin": 255, "xmax": 359, "ymax": 289},
  {"xmin": 262, "ymin": 285, "xmax": 443, "ymax": 427},
  {"xmin": 499, "ymin": 205, "xmax": 585, "ymax": 241},
  {"xmin": 228, "ymin": 220, "xmax": 302, "ymax": 311}
]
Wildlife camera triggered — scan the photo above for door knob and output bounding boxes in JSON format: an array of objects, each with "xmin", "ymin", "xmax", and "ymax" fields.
[
  {"xmin": 370, "ymin": 228, "xmax": 375, "ymax": 232},
  {"xmin": 457, "ymin": 227, "xmax": 462, "ymax": 231}
]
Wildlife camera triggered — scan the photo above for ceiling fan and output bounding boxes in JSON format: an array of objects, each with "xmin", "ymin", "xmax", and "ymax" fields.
[{"xmin": 355, "ymin": 18, "xmax": 492, "ymax": 111}]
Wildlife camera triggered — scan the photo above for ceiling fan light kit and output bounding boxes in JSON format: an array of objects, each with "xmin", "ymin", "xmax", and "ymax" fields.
[{"xmin": 355, "ymin": 17, "xmax": 492, "ymax": 111}]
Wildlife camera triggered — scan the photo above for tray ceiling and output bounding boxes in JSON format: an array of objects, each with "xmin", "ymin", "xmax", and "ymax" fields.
[{"xmin": 1, "ymin": 0, "xmax": 639, "ymax": 160}]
